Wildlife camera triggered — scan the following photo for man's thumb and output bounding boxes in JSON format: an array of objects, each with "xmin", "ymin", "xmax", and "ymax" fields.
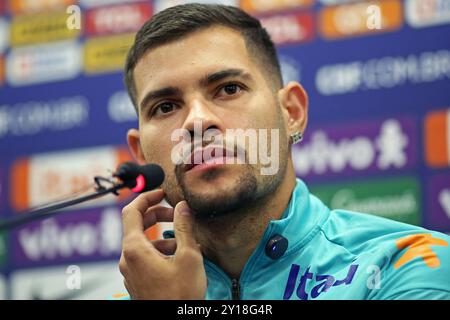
[{"xmin": 173, "ymin": 201, "xmax": 198, "ymax": 251}]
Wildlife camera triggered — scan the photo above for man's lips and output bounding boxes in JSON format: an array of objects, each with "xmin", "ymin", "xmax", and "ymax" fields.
[{"xmin": 183, "ymin": 145, "xmax": 239, "ymax": 172}]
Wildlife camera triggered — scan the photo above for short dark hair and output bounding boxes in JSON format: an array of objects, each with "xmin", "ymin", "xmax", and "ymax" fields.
[{"xmin": 124, "ymin": 3, "xmax": 283, "ymax": 111}]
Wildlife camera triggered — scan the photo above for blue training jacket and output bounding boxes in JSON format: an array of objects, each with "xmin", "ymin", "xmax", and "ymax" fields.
[{"xmin": 113, "ymin": 178, "xmax": 450, "ymax": 300}]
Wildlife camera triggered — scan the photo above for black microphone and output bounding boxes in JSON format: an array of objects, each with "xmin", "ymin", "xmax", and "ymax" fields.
[
  {"xmin": 113, "ymin": 162, "xmax": 165, "ymax": 193},
  {"xmin": 0, "ymin": 162, "xmax": 165, "ymax": 230}
]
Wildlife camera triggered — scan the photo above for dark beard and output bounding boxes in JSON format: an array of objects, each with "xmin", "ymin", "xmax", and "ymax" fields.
[
  {"xmin": 175, "ymin": 164, "xmax": 256, "ymax": 219},
  {"xmin": 175, "ymin": 162, "xmax": 286, "ymax": 221}
]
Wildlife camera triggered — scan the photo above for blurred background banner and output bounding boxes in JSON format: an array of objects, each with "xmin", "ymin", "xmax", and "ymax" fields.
[{"xmin": 0, "ymin": 0, "xmax": 449, "ymax": 299}]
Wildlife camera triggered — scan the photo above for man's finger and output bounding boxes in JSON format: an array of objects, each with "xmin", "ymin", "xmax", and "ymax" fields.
[
  {"xmin": 173, "ymin": 201, "xmax": 200, "ymax": 255},
  {"xmin": 152, "ymin": 238, "xmax": 177, "ymax": 256},
  {"xmin": 143, "ymin": 206, "xmax": 174, "ymax": 230},
  {"xmin": 122, "ymin": 189, "xmax": 165, "ymax": 236}
]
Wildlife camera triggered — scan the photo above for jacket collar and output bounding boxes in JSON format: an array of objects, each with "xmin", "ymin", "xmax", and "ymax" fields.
[
  {"xmin": 204, "ymin": 178, "xmax": 330, "ymax": 285},
  {"xmin": 263, "ymin": 178, "xmax": 329, "ymax": 254}
]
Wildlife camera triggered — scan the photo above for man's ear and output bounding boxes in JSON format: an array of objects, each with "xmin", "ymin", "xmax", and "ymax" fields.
[
  {"xmin": 127, "ymin": 128, "xmax": 146, "ymax": 165},
  {"xmin": 278, "ymin": 81, "xmax": 309, "ymax": 136}
]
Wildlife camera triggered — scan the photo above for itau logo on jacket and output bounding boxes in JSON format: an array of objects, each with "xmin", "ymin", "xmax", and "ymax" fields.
[
  {"xmin": 283, "ymin": 264, "xmax": 359, "ymax": 300},
  {"xmin": 424, "ymin": 108, "xmax": 450, "ymax": 168}
]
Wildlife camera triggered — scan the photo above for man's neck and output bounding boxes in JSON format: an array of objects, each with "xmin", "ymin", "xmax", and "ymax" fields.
[{"xmin": 194, "ymin": 168, "xmax": 297, "ymax": 280}]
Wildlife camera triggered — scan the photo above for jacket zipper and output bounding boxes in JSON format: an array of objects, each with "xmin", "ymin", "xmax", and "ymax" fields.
[
  {"xmin": 204, "ymin": 223, "xmax": 275, "ymax": 300},
  {"xmin": 231, "ymin": 278, "xmax": 240, "ymax": 300}
]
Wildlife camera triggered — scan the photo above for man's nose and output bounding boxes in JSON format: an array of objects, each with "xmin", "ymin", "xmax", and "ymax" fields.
[{"xmin": 182, "ymin": 97, "xmax": 222, "ymax": 138}]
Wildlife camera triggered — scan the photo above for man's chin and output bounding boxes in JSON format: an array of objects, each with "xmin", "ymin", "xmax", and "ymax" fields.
[
  {"xmin": 185, "ymin": 190, "xmax": 255, "ymax": 220},
  {"xmin": 181, "ymin": 163, "xmax": 245, "ymax": 185},
  {"xmin": 178, "ymin": 166, "xmax": 258, "ymax": 219}
]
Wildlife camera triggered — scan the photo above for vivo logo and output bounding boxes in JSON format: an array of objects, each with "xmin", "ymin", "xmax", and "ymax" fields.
[
  {"xmin": 15, "ymin": 208, "xmax": 122, "ymax": 263},
  {"xmin": 293, "ymin": 118, "xmax": 415, "ymax": 178}
]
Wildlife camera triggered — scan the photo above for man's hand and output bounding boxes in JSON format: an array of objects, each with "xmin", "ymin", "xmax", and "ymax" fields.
[{"xmin": 119, "ymin": 189, "xmax": 207, "ymax": 300}]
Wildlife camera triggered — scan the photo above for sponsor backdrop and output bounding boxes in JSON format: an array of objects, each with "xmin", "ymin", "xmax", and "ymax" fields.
[{"xmin": 0, "ymin": 0, "xmax": 449, "ymax": 299}]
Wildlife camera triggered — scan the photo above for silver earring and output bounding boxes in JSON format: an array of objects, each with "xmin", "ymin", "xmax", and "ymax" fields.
[{"xmin": 291, "ymin": 132, "xmax": 303, "ymax": 145}]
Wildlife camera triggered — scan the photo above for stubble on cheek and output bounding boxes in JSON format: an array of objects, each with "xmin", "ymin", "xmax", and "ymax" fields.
[
  {"xmin": 139, "ymin": 138, "xmax": 185, "ymax": 206},
  {"xmin": 161, "ymin": 173, "xmax": 185, "ymax": 207}
]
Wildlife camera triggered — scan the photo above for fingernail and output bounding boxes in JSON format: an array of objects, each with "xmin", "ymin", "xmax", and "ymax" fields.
[{"xmin": 180, "ymin": 207, "xmax": 191, "ymax": 216}]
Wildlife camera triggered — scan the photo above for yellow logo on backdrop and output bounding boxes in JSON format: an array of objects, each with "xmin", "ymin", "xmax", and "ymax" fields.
[
  {"xmin": 84, "ymin": 34, "xmax": 135, "ymax": 74},
  {"xmin": 11, "ymin": 11, "xmax": 80, "ymax": 46}
]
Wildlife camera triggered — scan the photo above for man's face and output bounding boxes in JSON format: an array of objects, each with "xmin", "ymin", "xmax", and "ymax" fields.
[{"xmin": 130, "ymin": 25, "xmax": 289, "ymax": 218}]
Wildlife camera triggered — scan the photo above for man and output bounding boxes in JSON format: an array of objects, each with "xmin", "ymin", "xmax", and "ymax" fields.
[{"xmin": 117, "ymin": 4, "xmax": 450, "ymax": 300}]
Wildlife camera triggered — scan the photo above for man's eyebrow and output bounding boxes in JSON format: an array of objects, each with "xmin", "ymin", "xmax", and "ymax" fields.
[
  {"xmin": 139, "ymin": 69, "xmax": 252, "ymax": 111},
  {"xmin": 139, "ymin": 87, "xmax": 182, "ymax": 112},
  {"xmin": 200, "ymin": 69, "xmax": 253, "ymax": 87}
]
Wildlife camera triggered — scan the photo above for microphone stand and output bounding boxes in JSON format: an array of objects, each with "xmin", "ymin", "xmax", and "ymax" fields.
[{"xmin": 0, "ymin": 176, "xmax": 130, "ymax": 231}]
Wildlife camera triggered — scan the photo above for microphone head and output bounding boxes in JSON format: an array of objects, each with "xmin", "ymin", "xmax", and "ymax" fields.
[
  {"xmin": 136, "ymin": 163, "xmax": 165, "ymax": 192},
  {"xmin": 114, "ymin": 162, "xmax": 165, "ymax": 193}
]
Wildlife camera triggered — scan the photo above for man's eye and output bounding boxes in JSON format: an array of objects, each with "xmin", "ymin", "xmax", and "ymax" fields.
[
  {"xmin": 153, "ymin": 102, "xmax": 176, "ymax": 116},
  {"xmin": 219, "ymin": 83, "xmax": 242, "ymax": 96}
]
